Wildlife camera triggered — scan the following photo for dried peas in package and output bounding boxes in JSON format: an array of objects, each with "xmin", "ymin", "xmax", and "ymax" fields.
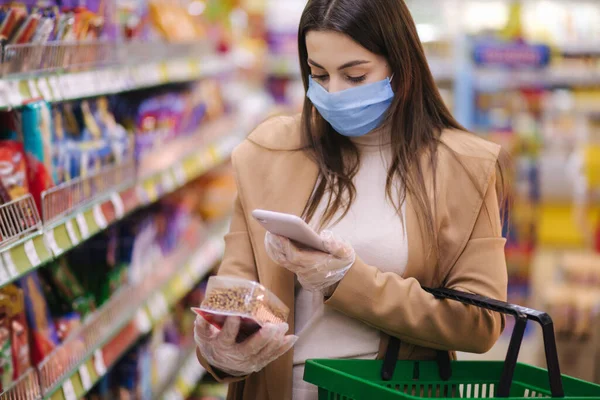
[{"xmin": 194, "ymin": 276, "xmax": 289, "ymax": 343}]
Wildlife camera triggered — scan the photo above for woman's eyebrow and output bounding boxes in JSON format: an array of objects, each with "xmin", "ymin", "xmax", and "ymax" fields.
[
  {"xmin": 338, "ymin": 60, "xmax": 370, "ymax": 70},
  {"xmin": 308, "ymin": 58, "xmax": 325, "ymax": 69},
  {"xmin": 307, "ymin": 59, "xmax": 371, "ymax": 70}
]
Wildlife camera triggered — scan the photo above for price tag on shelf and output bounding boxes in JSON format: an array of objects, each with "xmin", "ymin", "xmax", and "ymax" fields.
[
  {"xmin": 2, "ymin": 252, "xmax": 18, "ymax": 278},
  {"xmin": 208, "ymin": 145, "xmax": 220, "ymax": 163},
  {"xmin": 161, "ymin": 172, "xmax": 175, "ymax": 193},
  {"xmin": 205, "ymin": 241, "xmax": 221, "ymax": 264},
  {"xmin": 164, "ymin": 389, "xmax": 184, "ymax": 400},
  {"xmin": 136, "ymin": 65, "xmax": 149, "ymax": 85},
  {"xmin": 79, "ymin": 364, "xmax": 93, "ymax": 391},
  {"xmin": 87, "ymin": 72, "xmax": 97, "ymax": 95},
  {"xmin": 172, "ymin": 276, "xmax": 188, "ymax": 297},
  {"xmin": 0, "ymin": 260, "xmax": 10, "ymax": 285},
  {"xmin": 48, "ymin": 76, "xmax": 62, "ymax": 100},
  {"xmin": 70, "ymin": 73, "xmax": 87, "ymax": 97},
  {"xmin": 181, "ymin": 358, "xmax": 200, "ymax": 387},
  {"xmin": 65, "ymin": 220, "xmax": 79, "ymax": 246},
  {"xmin": 120, "ymin": 68, "xmax": 132, "ymax": 90},
  {"xmin": 173, "ymin": 164, "xmax": 186, "ymax": 187},
  {"xmin": 145, "ymin": 181, "xmax": 158, "ymax": 202},
  {"xmin": 149, "ymin": 293, "xmax": 168, "ymax": 321},
  {"xmin": 62, "ymin": 379, "xmax": 77, "ymax": 400},
  {"xmin": 57, "ymin": 75, "xmax": 69, "ymax": 98},
  {"xmin": 106, "ymin": 70, "xmax": 117, "ymax": 89},
  {"xmin": 0, "ymin": 81, "xmax": 10, "ymax": 108},
  {"xmin": 167, "ymin": 60, "xmax": 189, "ymax": 81},
  {"xmin": 7, "ymin": 81, "xmax": 23, "ymax": 106},
  {"xmin": 110, "ymin": 193, "xmax": 125, "ymax": 218},
  {"xmin": 135, "ymin": 185, "xmax": 147, "ymax": 205},
  {"xmin": 185, "ymin": 265, "xmax": 196, "ymax": 283},
  {"xmin": 94, "ymin": 349, "xmax": 107, "ymax": 376},
  {"xmin": 66, "ymin": 75, "xmax": 78, "ymax": 98},
  {"xmin": 195, "ymin": 153, "xmax": 206, "ymax": 173},
  {"xmin": 44, "ymin": 229, "xmax": 63, "ymax": 256},
  {"xmin": 27, "ymin": 80, "xmax": 40, "ymax": 100},
  {"xmin": 67, "ymin": 75, "xmax": 77, "ymax": 98},
  {"xmin": 158, "ymin": 292, "xmax": 169, "ymax": 313},
  {"xmin": 152, "ymin": 64, "xmax": 163, "ymax": 84},
  {"xmin": 93, "ymin": 205, "xmax": 108, "ymax": 229},
  {"xmin": 148, "ymin": 297, "xmax": 160, "ymax": 321},
  {"xmin": 135, "ymin": 309, "xmax": 152, "ymax": 334},
  {"xmin": 84, "ymin": 72, "xmax": 95, "ymax": 96},
  {"xmin": 37, "ymin": 78, "xmax": 53, "ymax": 101},
  {"xmin": 24, "ymin": 239, "xmax": 41, "ymax": 267},
  {"xmin": 76, "ymin": 213, "xmax": 89, "ymax": 239},
  {"xmin": 141, "ymin": 65, "xmax": 152, "ymax": 85}
]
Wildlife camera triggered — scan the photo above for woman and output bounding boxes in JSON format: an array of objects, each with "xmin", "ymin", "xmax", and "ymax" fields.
[{"xmin": 195, "ymin": 0, "xmax": 510, "ymax": 399}]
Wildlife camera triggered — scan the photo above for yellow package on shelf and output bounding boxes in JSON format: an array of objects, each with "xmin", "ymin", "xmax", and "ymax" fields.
[
  {"xmin": 584, "ymin": 145, "xmax": 600, "ymax": 189},
  {"xmin": 538, "ymin": 203, "xmax": 600, "ymax": 248}
]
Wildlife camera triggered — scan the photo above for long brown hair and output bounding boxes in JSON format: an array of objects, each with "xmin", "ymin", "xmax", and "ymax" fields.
[{"xmin": 298, "ymin": 0, "xmax": 510, "ymax": 249}]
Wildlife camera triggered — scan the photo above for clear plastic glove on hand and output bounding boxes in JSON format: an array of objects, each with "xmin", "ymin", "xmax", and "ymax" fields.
[
  {"xmin": 264, "ymin": 230, "xmax": 356, "ymax": 293},
  {"xmin": 194, "ymin": 316, "xmax": 297, "ymax": 377}
]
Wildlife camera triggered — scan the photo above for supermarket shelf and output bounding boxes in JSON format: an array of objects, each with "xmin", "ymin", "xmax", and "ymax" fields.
[
  {"xmin": 155, "ymin": 345, "xmax": 207, "ymax": 400},
  {"xmin": 46, "ymin": 225, "xmax": 226, "ymax": 400},
  {"xmin": 1, "ymin": 41, "xmax": 118, "ymax": 77},
  {"xmin": 558, "ymin": 43, "xmax": 600, "ymax": 56},
  {"xmin": 474, "ymin": 67, "xmax": 600, "ymax": 90},
  {"xmin": 0, "ymin": 219, "xmax": 228, "ymax": 400},
  {"xmin": 0, "ymin": 42, "xmax": 232, "ymax": 109},
  {"xmin": 1, "ymin": 41, "xmax": 211, "ymax": 78},
  {"xmin": 0, "ymin": 118, "xmax": 242, "ymax": 290}
]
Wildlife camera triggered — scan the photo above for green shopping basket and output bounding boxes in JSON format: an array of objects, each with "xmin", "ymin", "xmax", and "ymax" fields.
[{"xmin": 304, "ymin": 288, "xmax": 600, "ymax": 399}]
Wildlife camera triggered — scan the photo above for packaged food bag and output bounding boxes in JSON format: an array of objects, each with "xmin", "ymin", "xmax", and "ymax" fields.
[
  {"xmin": 0, "ymin": 292, "xmax": 13, "ymax": 391},
  {"xmin": 18, "ymin": 272, "xmax": 59, "ymax": 366},
  {"xmin": 193, "ymin": 276, "xmax": 289, "ymax": 343},
  {"xmin": 0, "ymin": 285, "xmax": 30, "ymax": 380}
]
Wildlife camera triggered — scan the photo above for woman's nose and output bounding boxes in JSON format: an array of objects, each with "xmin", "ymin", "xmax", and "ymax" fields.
[{"xmin": 327, "ymin": 77, "xmax": 346, "ymax": 94}]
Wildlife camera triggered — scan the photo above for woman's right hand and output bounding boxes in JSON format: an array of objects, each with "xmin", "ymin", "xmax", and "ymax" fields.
[{"xmin": 194, "ymin": 316, "xmax": 298, "ymax": 377}]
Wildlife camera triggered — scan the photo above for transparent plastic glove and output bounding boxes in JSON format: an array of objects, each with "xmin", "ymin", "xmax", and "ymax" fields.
[
  {"xmin": 194, "ymin": 315, "xmax": 298, "ymax": 377},
  {"xmin": 264, "ymin": 230, "xmax": 356, "ymax": 293}
]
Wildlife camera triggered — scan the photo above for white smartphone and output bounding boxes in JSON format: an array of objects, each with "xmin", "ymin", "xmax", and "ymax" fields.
[{"xmin": 252, "ymin": 209, "xmax": 328, "ymax": 253}]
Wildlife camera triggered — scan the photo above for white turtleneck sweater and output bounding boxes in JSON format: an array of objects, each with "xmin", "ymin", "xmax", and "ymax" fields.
[{"xmin": 292, "ymin": 131, "xmax": 409, "ymax": 400}]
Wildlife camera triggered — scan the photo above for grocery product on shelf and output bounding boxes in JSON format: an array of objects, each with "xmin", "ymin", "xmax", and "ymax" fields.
[
  {"xmin": 18, "ymin": 271, "xmax": 59, "ymax": 367},
  {"xmin": 0, "ymin": 291, "xmax": 14, "ymax": 391},
  {"xmin": 111, "ymin": 80, "xmax": 226, "ymax": 163},
  {"xmin": 1, "ymin": 284, "xmax": 31, "ymax": 381},
  {"xmin": 38, "ymin": 258, "xmax": 96, "ymax": 319},
  {"xmin": 0, "ymin": 138, "xmax": 30, "ymax": 204},
  {"xmin": 0, "ymin": 96, "xmax": 132, "ymax": 213},
  {"xmin": 0, "ymin": 1, "xmax": 106, "ymax": 45},
  {"xmin": 21, "ymin": 101, "xmax": 56, "ymax": 213},
  {"xmin": 191, "ymin": 163, "xmax": 236, "ymax": 222},
  {"xmin": 0, "ymin": 167, "xmax": 235, "ymax": 397},
  {"xmin": 534, "ymin": 253, "xmax": 600, "ymax": 383}
]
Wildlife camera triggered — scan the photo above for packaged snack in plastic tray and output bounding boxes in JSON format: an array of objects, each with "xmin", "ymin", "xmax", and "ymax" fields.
[{"xmin": 193, "ymin": 276, "xmax": 289, "ymax": 342}]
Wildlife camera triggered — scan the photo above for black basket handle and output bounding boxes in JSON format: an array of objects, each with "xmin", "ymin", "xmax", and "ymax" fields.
[{"xmin": 383, "ymin": 288, "xmax": 565, "ymax": 398}]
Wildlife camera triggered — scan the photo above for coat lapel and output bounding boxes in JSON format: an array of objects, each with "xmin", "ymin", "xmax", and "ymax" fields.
[
  {"xmin": 404, "ymin": 194, "xmax": 436, "ymax": 283},
  {"xmin": 244, "ymin": 149, "xmax": 319, "ymax": 400}
]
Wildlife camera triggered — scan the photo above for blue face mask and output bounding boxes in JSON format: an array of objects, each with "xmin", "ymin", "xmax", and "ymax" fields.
[{"xmin": 307, "ymin": 75, "xmax": 394, "ymax": 137}]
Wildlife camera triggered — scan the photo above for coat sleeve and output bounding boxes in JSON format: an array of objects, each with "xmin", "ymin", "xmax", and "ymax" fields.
[
  {"xmin": 324, "ymin": 170, "xmax": 507, "ymax": 354},
  {"xmin": 196, "ymin": 155, "xmax": 259, "ymax": 382}
]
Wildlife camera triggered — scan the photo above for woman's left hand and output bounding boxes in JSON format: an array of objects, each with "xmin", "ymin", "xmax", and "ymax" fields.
[{"xmin": 264, "ymin": 230, "xmax": 356, "ymax": 295}]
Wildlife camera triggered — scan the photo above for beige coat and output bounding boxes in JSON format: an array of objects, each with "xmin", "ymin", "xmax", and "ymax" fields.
[{"xmin": 197, "ymin": 115, "xmax": 508, "ymax": 400}]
